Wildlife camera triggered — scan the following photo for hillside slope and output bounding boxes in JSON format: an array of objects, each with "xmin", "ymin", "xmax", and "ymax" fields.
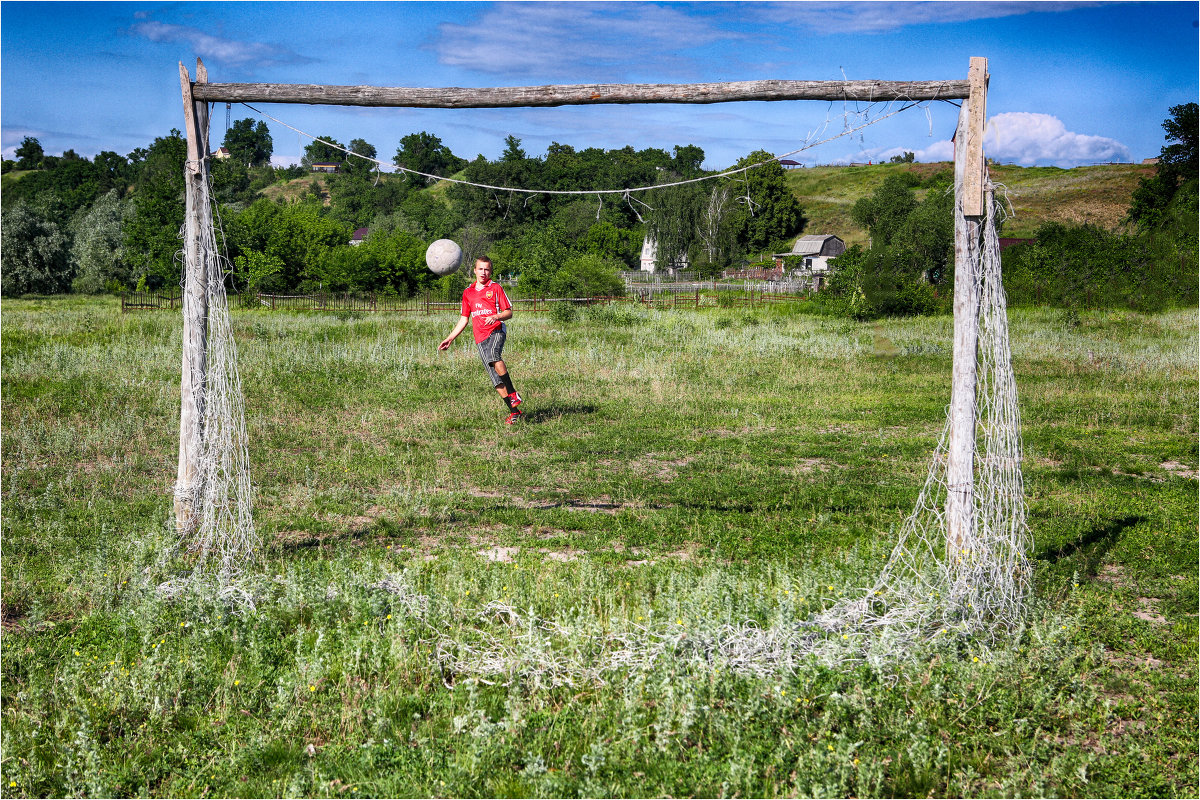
[
  {"xmin": 787, "ymin": 161, "xmax": 1154, "ymax": 244},
  {"xmin": 248, "ymin": 161, "xmax": 1153, "ymax": 246}
]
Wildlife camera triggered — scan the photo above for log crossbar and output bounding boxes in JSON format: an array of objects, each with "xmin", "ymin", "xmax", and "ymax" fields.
[{"xmin": 192, "ymin": 78, "xmax": 969, "ymax": 108}]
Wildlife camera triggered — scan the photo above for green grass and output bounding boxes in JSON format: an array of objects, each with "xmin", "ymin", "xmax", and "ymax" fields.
[{"xmin": 2, "ymin": 296, "xmax": 1196, "ymax": 797}]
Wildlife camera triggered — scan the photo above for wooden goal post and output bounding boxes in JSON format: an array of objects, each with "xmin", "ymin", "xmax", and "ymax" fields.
[{"xmin": 174, "ymin": 58, "xmax": 989, "ymax": 540}]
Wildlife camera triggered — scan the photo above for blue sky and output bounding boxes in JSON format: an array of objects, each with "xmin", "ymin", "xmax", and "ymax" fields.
[{"xmin": 2, "ymin": 2, "xmax": 1196, "ymax": 171}]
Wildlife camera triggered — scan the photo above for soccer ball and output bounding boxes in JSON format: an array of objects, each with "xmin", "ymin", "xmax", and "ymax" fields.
[{"xmin": 425, "ymin": 239, "xmax": 463, "ymax": 276}]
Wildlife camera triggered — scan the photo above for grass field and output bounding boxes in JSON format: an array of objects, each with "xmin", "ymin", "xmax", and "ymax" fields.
[{"xmin": 2, "ymin": 296, "xmax": 1196, "ymax": 798}]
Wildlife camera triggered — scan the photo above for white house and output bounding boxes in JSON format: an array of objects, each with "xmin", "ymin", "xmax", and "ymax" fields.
[
  {"xmin": 639, "ymin": 236, "xmax": 689, "ymax": 274},
  {"xmin": 772, "ymin": 234, "xmax": 846, "ymax": 291},
  {"xmin": 773, "ymin": 234, "xmax": 846, "ymax": 273}
]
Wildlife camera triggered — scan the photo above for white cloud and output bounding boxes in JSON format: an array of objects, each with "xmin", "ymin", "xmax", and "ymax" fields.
[
  {"xmin": 433, "ymin": 2, "xmax": 746, "ymax": 79},
  {"xmin": 130, "ymin": 20, "xmax": 313, "ymax": 69},
  {"xmin": 983, "ymin": 112, "xmax": 1131, "ymax": 166},
  {"xmin": 757, "ymin": 2, "xmax": 1098, "ymax": 34},
  {"xmin": 817, "ymin": 112, "xmax": 1130, "ymax": 167}
]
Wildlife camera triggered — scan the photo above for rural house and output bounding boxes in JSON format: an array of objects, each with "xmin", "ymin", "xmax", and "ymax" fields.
[
  {"xmin": 212, "ymin": 146, "xmax": 231, "ymax": 160},
  {"xmin": 773, "ymin": 234, "xmax": 846, "ymax": 290},
  {"xmin": 639, "ymin": 236, "xmax": 690, "ymax": 274},
  {"xmin": 310, "ymin": 161, "xmax": 340, "ymax": 173},
  {"xmin": 350, "ymin": 228, "xmax": 369, "ymax": 246}
]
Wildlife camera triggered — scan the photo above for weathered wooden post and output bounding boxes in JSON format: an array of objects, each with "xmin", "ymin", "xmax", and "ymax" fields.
[
  {"xmin": 175, "ymin": 59, "xmax": 212, "ymax": 535},
  {"xmin": 946, "ymin": 57, "xmax": 988, "ymax": 553}
]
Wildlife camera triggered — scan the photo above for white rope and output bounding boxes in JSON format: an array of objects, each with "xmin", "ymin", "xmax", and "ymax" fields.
[{"xmin": 240, "ymin": 94, "xmax": 939, "ymax": 197}]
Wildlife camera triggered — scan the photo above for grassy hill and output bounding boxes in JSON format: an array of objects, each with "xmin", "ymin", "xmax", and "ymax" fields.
[
  {"xmin": 252, "ymin": 160, "xmax": 1153, "ymax": 246},
  {"xmin": 787, "ymin": 161, "xmax": 1155, "ymax": 244}
]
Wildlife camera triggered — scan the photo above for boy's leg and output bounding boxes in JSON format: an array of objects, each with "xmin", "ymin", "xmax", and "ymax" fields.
[
  {"xmin": 491, "ymin": 360, "xmax": 521, "ymax": 407},
  {"xmin": 478, "ymin": 329, "xmax": 521, "ymax": 413}
]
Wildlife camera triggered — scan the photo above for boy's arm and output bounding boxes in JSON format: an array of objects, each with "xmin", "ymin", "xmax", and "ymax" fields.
[{"xmin": 438, "ymin": 315, "xmax": 470, "ymax": 350}]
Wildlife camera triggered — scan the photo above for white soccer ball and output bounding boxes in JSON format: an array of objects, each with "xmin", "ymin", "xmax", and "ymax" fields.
[{"xmin": 425, "ymin": 239, "xmax": 463, "ymax": 276}]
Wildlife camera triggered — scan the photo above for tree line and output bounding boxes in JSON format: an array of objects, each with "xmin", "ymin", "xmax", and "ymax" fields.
[
  {"xmin": 2, "ymin": 105, "xmax": 1195, "ymax": 316},
  {"xmin": 1, "ymin": 120, "xmax": 808, "ymax": 300},
  {"xmin": 818, "ymin": 103, "xmax": 1197, "ymax": 318}
]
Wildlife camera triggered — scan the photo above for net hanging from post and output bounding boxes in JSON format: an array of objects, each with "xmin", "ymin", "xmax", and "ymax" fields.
[
  {"xmin": 177, "ymin": 150, "xmax": 258, "ymax": 577},
  {"xmin": 807, "ymin": 105, "xmax": 1032, "ymax": 664}
]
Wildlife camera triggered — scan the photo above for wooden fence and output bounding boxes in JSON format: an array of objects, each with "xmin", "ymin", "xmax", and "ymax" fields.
[
  {"xmin": 122, "ymin": 288, "xmax": 808, "ymax": 314},
  {"xmin": 121, "ymin": 291, "xmax": 182, "ymax": 311}
]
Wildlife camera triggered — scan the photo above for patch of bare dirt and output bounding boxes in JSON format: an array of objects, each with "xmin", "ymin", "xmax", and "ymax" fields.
[
  {"xmin": 1095, "ymin": 564, "xmax": 1132, "ymax": 588},
  {"xmin": 782, "ymin": 458, "xmax": 844, "ymax": 475},
  {"xmin": 1133, "ymin": 597, "xmax": 1168, "ymax": 625},
  {"xmin": 477, "ymin": 546, "xmax": 520, "ymax": 562},
  {"xmin": 1160, "ymin": 461, "xmax": 1197, "ymax": 479},
  {"xmin": 626, "ymin": 453, "xmax": 699, "ymax": 482}
]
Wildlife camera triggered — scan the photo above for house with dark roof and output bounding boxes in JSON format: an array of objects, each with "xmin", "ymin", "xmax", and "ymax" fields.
[
  {"xmin": 350, "ymin": 228, "xmax": 369, "ymax": 246},
  {"xmin": 772, "ymin": 234, "xmax": 847, "ymax": 290}
]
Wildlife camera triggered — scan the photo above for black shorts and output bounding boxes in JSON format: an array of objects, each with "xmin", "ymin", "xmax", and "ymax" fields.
[{"xmin": 476, "ymin": 326, "xmax": 506, "ymax": 386}]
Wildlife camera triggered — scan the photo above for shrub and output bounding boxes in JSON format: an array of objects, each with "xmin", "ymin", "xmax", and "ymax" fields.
[
  {"xmin": 1, "ymin": 202, "xmax": 72, "ymax": 296},
  {"xmin": 584, "ymin": 302, "xmax": 639, "ymax": 326},
  {"xmin": 70, "ymin": 190, "xmax": 133, "ymax": 294},
  {"xmin": 548, "ymin": 301, "xmax": 579, "ymax": 325}
]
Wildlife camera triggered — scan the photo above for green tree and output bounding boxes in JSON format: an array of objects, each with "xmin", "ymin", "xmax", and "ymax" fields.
[
  {"xmin": 314, "ymin": 228, "xmax": 428, "ymax": 294},
  {"xmin": 501, "ymin": 135, "xmax": 527, "ymax": 163},
  {"xmin": 394, "ymin": 132, "xmax": 466, "ymax": 185},
  {"xmin": 672, "ymin": 144, "xmax": 705, "ymax": 177},
  {"xmin": 851, "ymin": 173, "xmax": 918, "ymax": 247},
  {"xmin": 582, "ymin": 220, "xmax": 640, "ymax": 267},
  {"xmin": 302, "ymin": 135, "xmax": 345, "ymax": 170},
  {"xmin": 210, "ymin": 157, "xmax": 253, "ymax": 205},
  {"xmin": 344, "ymin": 138, "xmax": 379, "ymax": 176},
  {"xmin": 93, "ymin": 151, "xmax": 130, "ymax": 185},
  {"xmin": 1, "ymin": 202, "xmax": 72, "ymax": 295},
  {"xmin": 546, "ymin": 252, "xmax": 626, "ymax": 298},
  {"xmin": 15, "ymin": 137, "xmax": 43, "ymax": 170},
  {"xmin": 646, "ymin": 182, "xmax": 704, "ymax": 271},
  {"xmin": 1129, "ymin": 103, "xmax": 1198, "ymax": 230},
  {"xmin": 327, "ymin": 172, "xmax": 377, "ymax": 229},
  {"xmin": 222, "ymin": 118, "xmax": 273, "ymax": 167},
  {"xmin": 226, "ymin": 199, "xmax": 350, "ymax": 292},
  {"xmin": 124, "ymin": 129, "xmax": 187, "ymax": 286},
  {"xmin": 494, "ymin": 224, "xmax": 571, "ymax": 296},
  {"xmin": 70, "ymin": 190, "xmax": 133, "ymax": 293},
  {"xmin": 727, "ymin": 150, "xmax": 805, "ymax": 254}
]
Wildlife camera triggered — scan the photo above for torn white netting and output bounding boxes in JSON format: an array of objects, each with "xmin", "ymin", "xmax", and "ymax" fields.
[{"xmin": 175, "ymin": 162, "xmax": 257, "ymax": 577}]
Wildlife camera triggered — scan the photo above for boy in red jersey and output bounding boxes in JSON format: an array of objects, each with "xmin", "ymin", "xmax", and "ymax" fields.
[{"xmin": 438, "ymin": 256, "xmax": 524, "ymax": 423}]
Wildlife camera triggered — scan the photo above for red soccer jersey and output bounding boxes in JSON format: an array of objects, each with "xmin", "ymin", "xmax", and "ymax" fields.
[{"xmin": 460, "ymin": 280, "xmax": 512, "ymax": 343}]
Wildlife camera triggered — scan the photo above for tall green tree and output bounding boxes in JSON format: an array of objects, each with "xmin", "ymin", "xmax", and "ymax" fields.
[
  {"xmin": 302, "ymin": 135, "xmax": 345, "ymax": 170},
  {"xmin": 646, "ymin": 182, "xmax": 704, "ymax": 271},
  {"xmin": 851, "ymin": 173, "xmax": 918, "ymax": 247},
  {"xmin": 394, "ymin": 132, "xmax": 466, "ymax": 185},
  {"xmin": 727, "ymin": 150, "xmax": 805, "ymax": 254},
  {"xmin": 15, "ymin": 137, "xmax": 43, "ymax": 170},
  {"xmin": 1, "ymin": 202, "xmax": 72, "ymax": 295},
  {"xmin": 124, "ymin": 130, "xmax": 187, "ymax": 286},
  {"xmin": 70, "ymin": 189, "xmax": 133, "ymax": 293},
  {"xmin": 222, "ymin": 118, "xmax": 273, "ymax": 167},
  {"xmin": 343, "ymin": 138, "xmax": 379, "ymax": 176},
  {"xmin": 1129, "ymin": 103, "xmax": 1198, "ymax": 230}
]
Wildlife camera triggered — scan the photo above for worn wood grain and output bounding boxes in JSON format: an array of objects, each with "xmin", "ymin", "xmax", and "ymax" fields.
[{"xmin": 192, "ymin": 78, "xmax": 970, "ymax": 107}]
